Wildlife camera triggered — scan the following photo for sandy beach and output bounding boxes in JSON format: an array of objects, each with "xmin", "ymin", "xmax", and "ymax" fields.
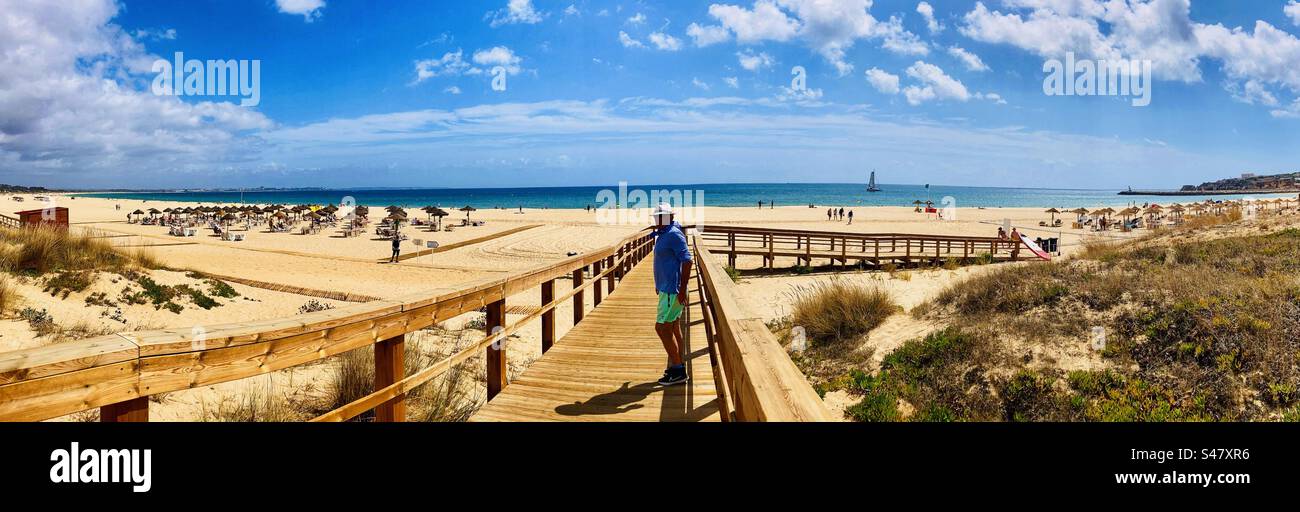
[{"xmin": 1, "ymin": 192, "xmax": 1151, "ymax": 421}]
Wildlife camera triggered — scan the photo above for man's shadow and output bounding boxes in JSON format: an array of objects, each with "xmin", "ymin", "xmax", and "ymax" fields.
[{"xmin": 555, "ymin": 382, "xmax": 657, "ymax": 416}]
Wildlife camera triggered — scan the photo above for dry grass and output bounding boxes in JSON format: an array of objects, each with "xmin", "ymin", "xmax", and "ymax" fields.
[
  {"xmin": 319, "ymin": 329, "xmax": 482, "ymax": 422},
  {"xmin": 901, "ymin": 224, "xmax": 1300, "ymax": 421},
  {"xmin": 0, "ymin": 275, "xmax": 15, "ymax": 315},
  {"xmin": 787, "ymin": 279, "xmax": 897, "ymax": 346},
  {"xmin": 200, "ymin": 382, "xmax": 309, "ymax": 422},
  {"xmin": 0, "ymin": 226, "xmax": 156, "ymax": 274}
]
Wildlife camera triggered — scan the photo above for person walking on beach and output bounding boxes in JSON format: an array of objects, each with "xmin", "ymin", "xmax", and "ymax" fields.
[
  {"xmin": 390, "ymin": 235, "xmax": 401, "ymax": 263},
  {"xmin": 838, "ymin": 207, "xmax": 845, "ymax": 220},
  {"xmin": 650, "ymin": 203, "xmax": 693, "ymax": 387},
  {"xmin": 847, "ymin": 210, "xmax": 854, "ymax": 225},
  {"xmin": 827, "ymin": 208, "xmax": 833, "ymax": 221}
]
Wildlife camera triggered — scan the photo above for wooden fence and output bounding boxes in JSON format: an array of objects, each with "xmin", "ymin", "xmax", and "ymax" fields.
[
  {"xmin": 691, "ymin": 236, "xmax": 836, "ymax": 421},
  {"xmin": 0, "ymin": 231, "xmax": 655, "ymax": 422},
  {"xmin": 700, "ymin": 225, "xmax": 1027, "ymax": 269}
]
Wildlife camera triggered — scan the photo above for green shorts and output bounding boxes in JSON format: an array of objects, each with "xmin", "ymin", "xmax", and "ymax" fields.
[{"xmin": 656, "ymin": 292, "xmax": 684, "ymax": 324}]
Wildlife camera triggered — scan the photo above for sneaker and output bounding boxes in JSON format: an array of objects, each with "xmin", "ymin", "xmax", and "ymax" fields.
[{"xmin": 657, "ymin": 366, "xmax": 688, "ymax": 386}]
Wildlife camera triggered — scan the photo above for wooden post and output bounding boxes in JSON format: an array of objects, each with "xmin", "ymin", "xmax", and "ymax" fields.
[
  {"xmin": 485, "ymin": 299, "xmax": 506, "ymax": 399},
  {"xmin": 616, "ymin": 247, "xmax": 625, "ymax": 280},
  {"xmin": 759, "ymin": 233, "xmax": 769, "ymax": 270},
  {"xmin": 541, "ymin": 279, "xmax": 555, "ymax": 353},
  {"xmin": 592, "ymin": 260, "xmax": 603, "ymax": 306},
  {"xmin": 572, "ymin": 267, "xmax": 585, "ymax": 325},
  {"xmin": 101, "ymin": 397, "xmax": 148, "ymax": 422},
  {"xmin": 607, "ymin": 255, "xmax": 615, "ymax": 294},
  {"xmin": 374, "ymin": 334, "xmax": 406, "ymax": 422}
]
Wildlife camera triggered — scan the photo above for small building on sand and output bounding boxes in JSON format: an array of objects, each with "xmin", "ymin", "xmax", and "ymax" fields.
[{"xmin": 14, "ymin": 207, "xmax": 69, "ymax": 229}]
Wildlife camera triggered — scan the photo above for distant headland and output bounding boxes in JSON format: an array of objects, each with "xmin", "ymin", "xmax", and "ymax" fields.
[{"xmin": 1119, "ymin": 172, "xmax": 1300, "ymax": 196}]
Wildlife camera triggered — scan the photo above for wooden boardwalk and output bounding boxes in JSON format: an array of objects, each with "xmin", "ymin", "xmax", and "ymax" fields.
[{"xmin": 471, "ymin": 262, "xmax": 720, "ymax": 422}]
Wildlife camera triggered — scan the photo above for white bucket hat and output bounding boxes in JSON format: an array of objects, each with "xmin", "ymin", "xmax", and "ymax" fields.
[{"xmin": 651, "ymin": 203, "xmax": 674, "ymax": 218}]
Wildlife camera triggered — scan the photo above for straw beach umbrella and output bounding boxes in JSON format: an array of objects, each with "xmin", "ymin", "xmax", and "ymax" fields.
[
  {"xmin": 460, "ymin": 206, "xmax": 477, "ymax": 220},
  {"xmin": 1045, "ymin": 207, "xmax": 1060, "ymax": 223}
]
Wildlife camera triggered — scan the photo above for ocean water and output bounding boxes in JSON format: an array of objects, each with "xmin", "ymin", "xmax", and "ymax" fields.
[{"xmin": 72, "ymin": 183, "xmax": 1297, "ymax": 210}]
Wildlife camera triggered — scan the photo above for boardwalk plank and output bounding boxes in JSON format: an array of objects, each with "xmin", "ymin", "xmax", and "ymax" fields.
[{"xmin": 471, "ymin": 263, "xmax": 719, "ymax": 422}]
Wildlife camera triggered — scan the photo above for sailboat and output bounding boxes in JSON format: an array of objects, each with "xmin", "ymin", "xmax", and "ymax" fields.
[{"xmin": 867, "ymin": 171, "xmax": 882, "ymax": 192}]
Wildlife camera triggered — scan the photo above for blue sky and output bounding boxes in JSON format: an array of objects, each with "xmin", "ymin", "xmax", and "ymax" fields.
[{"xmin": 3, "ymin": 0, "xmax": 1300, "ymax": 190}]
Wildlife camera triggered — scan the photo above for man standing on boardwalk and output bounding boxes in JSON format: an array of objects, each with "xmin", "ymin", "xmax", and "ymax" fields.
[
  {"xmin": 390, "ymin": 235, "xmax": 401, "ymax": 263},
  {"xmin": 650, "ymin": 203, "xmax": 693, "ymax": 386}
]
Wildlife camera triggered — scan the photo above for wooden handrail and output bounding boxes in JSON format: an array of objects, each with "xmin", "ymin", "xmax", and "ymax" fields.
[
  {"xmin": 0, "ymin": 214, "xmax": 18, "ymax": 229},
  {"xmin": 691, "ymin": 236, "xmax": 836, "ymax": 422},
  {"xmin": 312, "ymin": 241, "xmax": 647, "ymax": 422},
  {"xmin": 699, "ymin": 225, "xmax": 1012, "ymax": 243},
  {"xmin": 0, "ymin": 230, "xmax": 654, "ymax": 422},
  {"xmin": 698, "ymin": 224, "xmax": 1028, "ymax": 268}
]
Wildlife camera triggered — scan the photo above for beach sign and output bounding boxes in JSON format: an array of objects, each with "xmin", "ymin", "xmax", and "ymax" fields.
[
  {"xmin": 1021, "ymin": 237, "xmax": 1052, "ymax": 261},
  {"xmin": 427, "ymin": 241, "xmax": 439, "ymax": 249}
]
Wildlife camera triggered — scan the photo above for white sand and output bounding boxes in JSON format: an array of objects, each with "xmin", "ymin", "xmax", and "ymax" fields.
[{"xmin": 1, "ymin": 193, "xmax": 1161, "ymax": 421}]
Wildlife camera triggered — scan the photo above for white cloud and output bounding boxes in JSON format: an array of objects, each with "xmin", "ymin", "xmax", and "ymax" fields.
[
  {"xmin": 708, "ymin": 1, "xmax": 799, "ymax": 43},
  {"xmin": 648, "ymin": 32, "xmax": 684, "ymax": 51},
  {"xmin": 959, "ymin": 0, "xmax": 1300, "ymax": 116},
  {"xmin": 701, "ymin": 0, "xmax": 929, "ymax": 76},
  {"xmin": 132, "ymin": 28, "xmax": 177, "ymax": 41},
  {"xmin": 472, "ymin": 46, "xmax": 523, "ymax": 75},
  {"xmin": 865, "ymin": 67, "xmax": 901, "ymax": 94},
  {"xmin": 487, "ymin": 0, "xmax": 545, "ymax": 27},
  {"xmin": 444, "ymin": 86, "xmax": 462, "ymax": 95},
  {"xmin": 902, "ymin": 61, "xmax": 970, "ymax": 105},
  {"xmin": 413, "ymin": 50, "xmax": 473, "ymax": 83},
  {"xmin": 1272, "ymin": 98, "xmax": 1300, "ymax": 118},
  {"xmin": 1286, "ymin": 1, "xmax": 1300, "ymax": 26},
  {"xmin": 565, "ymin": 4, "xmax": 580, "ymax": 17},
  {"xmin": 917, "ymin": 2, "xmax": 944, "ymax": 33},
  {"xmin": 687, "ymin": 23, "xmax": 732, "ymax": 47},
  {"xmin": 0, "ymin": 0, "xmax": 271, "ymax": 183},
  {"xmin": 627, "ymin": 13, "xmax": 646, "ymax": 25},
  {"xmin": 257, "ymin": 98, "xmax": 1233, "ymax": 191},
  {"xmin": 737, "ymin": 49, "xmax": 775, "ymax": 71},
  {"xmin": 411, "ymin": 47, "xmax": 522, "ymax": 84},
  {"xmin": 619, "ymin": 31, "xmax": 646, "ymax": 48},
  {"xmin": 724, "ymin": 76, "xmax": 740, "ymax": 88},
  {"xmin": 275, "ymin": 0, "xmax": 326, "ymax": 21},
  {"xmin": 947, "ymin": 46, "xmax": 989, "ymax": 71},
  {"xmin": 693, "ymin": 78, "xmax": 711, "ymax": 91},
  {"xmin": 977, "ymin": 92, "xmax": 1008, "ymax": 105},
  {"xmin": 1226, "ymin": 80, "xmax": 1278, "ymax": 106}
]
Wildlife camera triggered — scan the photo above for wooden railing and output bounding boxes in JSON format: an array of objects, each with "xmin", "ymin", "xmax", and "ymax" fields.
[
  {"xmin": 0, "ymin": 214, "xmax": 18, "ymax": 229},
  {"xmin": 0, "ymin": 230, "xmax": 655, "ymax": 422},
  {"xmin": 700, "ymin": 225, "xmax": 1026, "ymax": 269},
  {"xmin": 691, "ymin": 236, "xmax": 836, "ymax": 422}
]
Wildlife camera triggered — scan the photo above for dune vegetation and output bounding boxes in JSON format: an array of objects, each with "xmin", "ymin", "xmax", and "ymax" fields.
[{"xmin": 824, "ymin": 217, "xmax": 1300, "ymax": 422}]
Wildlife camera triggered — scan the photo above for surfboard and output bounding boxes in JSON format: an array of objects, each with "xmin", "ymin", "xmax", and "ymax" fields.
[{"xmin": 1021, "ymin": 237, "xmax": 1052, "ymax": 261}]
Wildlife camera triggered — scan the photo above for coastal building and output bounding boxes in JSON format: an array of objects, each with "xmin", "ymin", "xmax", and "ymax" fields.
[{"xmin": 14, "ymin": 206, "xmax": 69, "ymax": 229}]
